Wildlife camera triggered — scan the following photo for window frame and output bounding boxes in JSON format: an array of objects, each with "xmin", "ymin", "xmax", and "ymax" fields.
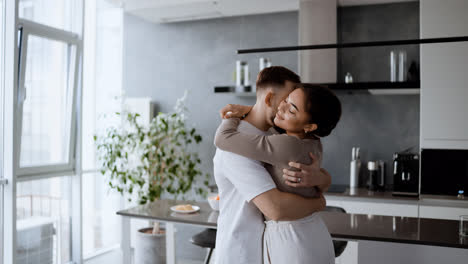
[
  {"xmin": 15, "ymin": 18, "xmax": 81, "ymax": 180},
  {"xmin": 3, "ymin": 1, "xmax": 84, "ymax": 263},
  {"xmin": 3, "ymin": 0, "xmax": 20, "ymax": 263},
  {"xmin": 0, "ymin": 0, "xmax": 5, "ymax": 262}
]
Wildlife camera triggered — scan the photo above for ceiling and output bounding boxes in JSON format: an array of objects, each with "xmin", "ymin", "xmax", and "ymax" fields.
[{"xmin": 119, "ymin": 0, "xmax": 418, "ymax": 23}]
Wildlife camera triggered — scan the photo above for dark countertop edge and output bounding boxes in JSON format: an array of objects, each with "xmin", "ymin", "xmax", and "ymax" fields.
[
  {"xmin": 117, "ymin": 211, "xmax": 468, "ymax": 249},
  {"xmin": 332, "ymin": 234, "xmax": 468, "ymax": 249},
  {"xmin": 116, "ymin": 211, "xmax": 217, "ymax": 228}
]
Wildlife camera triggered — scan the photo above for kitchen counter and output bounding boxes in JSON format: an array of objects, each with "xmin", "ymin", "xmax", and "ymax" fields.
[
  {"xmin": 325, "ymin": 187, "xmax": 468, "ymax": 208},
  {"xmin": 117, "ymin": 199, "xmax": 468, "ymax": 249},
  {"xmin": 319, "ymin": 211, "xmax": 468, "ymax": 249}
]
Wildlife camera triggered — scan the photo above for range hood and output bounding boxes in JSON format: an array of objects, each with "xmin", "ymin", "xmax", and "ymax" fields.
[{"xmin": 298, "ymin": 0, "xmax": 337, "ymax": 83}]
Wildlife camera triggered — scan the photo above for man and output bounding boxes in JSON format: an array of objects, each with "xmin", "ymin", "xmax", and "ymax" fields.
[{"xmin": 213, "ymin": 66, "xmax": 332, "ymax": 264}]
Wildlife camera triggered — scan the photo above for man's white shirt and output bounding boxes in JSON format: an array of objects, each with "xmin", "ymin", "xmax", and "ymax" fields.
[{"xmin": 213, "ymin": 121, "xmax": 276, "ymax": 264}]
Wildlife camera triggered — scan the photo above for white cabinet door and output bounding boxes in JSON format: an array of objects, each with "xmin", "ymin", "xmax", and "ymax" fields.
[
  {"xmin": 341, "ymin": 201, "xmax": 418, "ymax": 217},
  {"xmin": 326, "ymin": 199, "xmax": 419, "ymax": 217},
  {"xmin": 420, "ymin": 0, "xmax": 468, "ymax": 149},
  {"xmin": 419, "ymin": 205, "xmax": 468, "ymax": 220}
]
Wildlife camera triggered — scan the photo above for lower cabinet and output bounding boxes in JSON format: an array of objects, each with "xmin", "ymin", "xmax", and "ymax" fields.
[
  {"xmin": 326, "ymin": 199, "xmax": 419, "ymax": 217},
  {"xmin": 419, "ymin": 205, "xmax": 468, "ymax": 220}
]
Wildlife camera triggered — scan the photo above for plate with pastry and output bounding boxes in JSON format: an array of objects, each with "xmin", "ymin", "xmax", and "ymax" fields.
[{"xmin": 170, "ymin": 204, "xmax": 200, "ymax": 214}]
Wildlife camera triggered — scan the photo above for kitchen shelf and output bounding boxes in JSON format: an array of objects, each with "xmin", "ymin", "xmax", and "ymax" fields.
[
  {"xmin": 213, "ymin": 86, "xmax": 256, "ymax": 97},
  {"xmin": 323, "ymin": 81, "xmax": 419, "ymax": 90},
  {"xmin": 214, "ymin": 81, "xmax": 420, "ymax": 96},
  {"xmin": 214, "ymin": 85, "xmax": 255, "ymax": 96},
  {"xmin": 237, "ymin": 36, "xmax": 468, "ymax": 54}
]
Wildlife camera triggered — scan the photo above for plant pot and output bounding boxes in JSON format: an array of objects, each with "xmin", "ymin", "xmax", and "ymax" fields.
[{"xmin": 135, "ymin": 227, "xmax": 166, "ymax": 264}]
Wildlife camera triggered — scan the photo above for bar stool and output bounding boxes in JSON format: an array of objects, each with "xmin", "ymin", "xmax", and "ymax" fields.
[
  {"xmin": 190, "ymin": 228, "xmax": 216, "ymax": 264},
  {"xmin": 324, "ymin": 206, "xmax": 348, "ymax": 257}
]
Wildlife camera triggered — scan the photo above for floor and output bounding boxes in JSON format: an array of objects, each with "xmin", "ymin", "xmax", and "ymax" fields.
[{"xmin": 84, "ymin": 224, "xmax": 209, "ymax": 264}]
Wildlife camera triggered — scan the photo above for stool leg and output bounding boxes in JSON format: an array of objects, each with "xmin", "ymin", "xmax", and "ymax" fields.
[{"xmin": 204, "ymin": 248, "xmax": 214, "ymax": 264}]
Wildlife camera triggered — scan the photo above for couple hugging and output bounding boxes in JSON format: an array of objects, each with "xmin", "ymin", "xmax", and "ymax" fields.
[{"xmin": 213, "ymin": 66, "xmax": 342, "ymax": 264}]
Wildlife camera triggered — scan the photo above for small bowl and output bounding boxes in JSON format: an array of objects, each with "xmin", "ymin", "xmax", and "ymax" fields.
[{"xmin": 207, "ymin": 195, "xmax": 220, "ymax": 211}]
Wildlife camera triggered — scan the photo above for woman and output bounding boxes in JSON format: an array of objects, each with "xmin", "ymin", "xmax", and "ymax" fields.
[{"xmin": 214, "ymin": 84, "xmax": 342, "ymax": 264}]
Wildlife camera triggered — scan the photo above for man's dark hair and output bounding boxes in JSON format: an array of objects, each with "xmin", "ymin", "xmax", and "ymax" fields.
[
  {"xmin": 256, "ymin": 66, "xmax": 301, "ymax": 91},
  {"xmin": 300, "ymin": 84, "xmax": 342, "ymax": 138}
]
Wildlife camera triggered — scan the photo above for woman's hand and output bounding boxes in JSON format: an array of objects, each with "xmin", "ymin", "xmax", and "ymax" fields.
[
  {"xmin": 282, "ymin": 153, "xmax": 331, "ymax": 192},
  {"xmin": 219, "ymin": 104, "xmax": 252, "ymax": 119}
]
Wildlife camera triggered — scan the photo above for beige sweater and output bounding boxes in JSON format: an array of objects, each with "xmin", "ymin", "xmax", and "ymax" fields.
[{"xmin": 214, "ymin": 118, "xmax": 322, "ymax": 198}]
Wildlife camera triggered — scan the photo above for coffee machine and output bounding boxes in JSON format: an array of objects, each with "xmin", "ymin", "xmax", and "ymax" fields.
[{"xmin": 392, "ymin": 153, "xmax": 419, "ymax": 197}]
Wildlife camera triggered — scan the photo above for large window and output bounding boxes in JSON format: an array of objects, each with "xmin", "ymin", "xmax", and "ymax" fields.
[
  {"xmin": 82, "ymin": 0, "xmax": 123, "ymax": 258},
  {"xmin": 19, "ymin": 31, "xmax": 78, "ymax": 170},
  {"xmin": 82, "ymin": 173, "xmax": 121, "ymax": 256},
  {"xmin": 15, "ymin": 1, "xmax": 83, "ymax": 263},
  {"xmin": 2, "ymin": 0, "xmax": 125, "ymax": 262},
  {"xmin": 16, "ymin": 177, "xmax": 72, "ymax": 263},
  {"xmin": 16, "ymin": 19, "xmax": 80, "ymax": 176},
  {"xmin": 19, "ymin": 0, "xmax": 81, "ymax": 34}
]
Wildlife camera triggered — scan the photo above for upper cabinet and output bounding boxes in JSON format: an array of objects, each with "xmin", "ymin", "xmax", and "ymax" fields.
[{"xmin": 420, "ymin": 0, "xmax": 468, "ymax": 149}]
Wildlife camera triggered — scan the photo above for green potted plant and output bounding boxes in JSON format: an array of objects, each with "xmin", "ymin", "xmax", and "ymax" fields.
[{"xmin": 94, "ymin": 92, "xmax": 209, "ymax": 263}]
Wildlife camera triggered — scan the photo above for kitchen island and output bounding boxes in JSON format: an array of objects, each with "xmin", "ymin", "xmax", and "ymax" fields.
[
  {"xmin": 324, "ymin": 187, "xmax": 468, "ymax": 263},
  {"xmin": 117, "ymin": 199, "xmax": 468, "ymax": 264}
]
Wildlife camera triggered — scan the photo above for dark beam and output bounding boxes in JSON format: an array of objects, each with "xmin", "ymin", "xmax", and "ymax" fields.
[{"xmin": 237, "ymin": 36, "xmax": 468, "ymax": 54}]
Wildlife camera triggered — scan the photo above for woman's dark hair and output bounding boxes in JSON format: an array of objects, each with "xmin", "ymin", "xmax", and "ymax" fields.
[{"xmin": 299, "ymin": 84, "xmax": 342, "ymax": 138}]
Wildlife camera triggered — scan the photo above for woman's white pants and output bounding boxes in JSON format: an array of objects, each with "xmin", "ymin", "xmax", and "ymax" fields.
[{"xmin": 263, "ymin": 213, "xmax": 335, "ymax": 264}]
